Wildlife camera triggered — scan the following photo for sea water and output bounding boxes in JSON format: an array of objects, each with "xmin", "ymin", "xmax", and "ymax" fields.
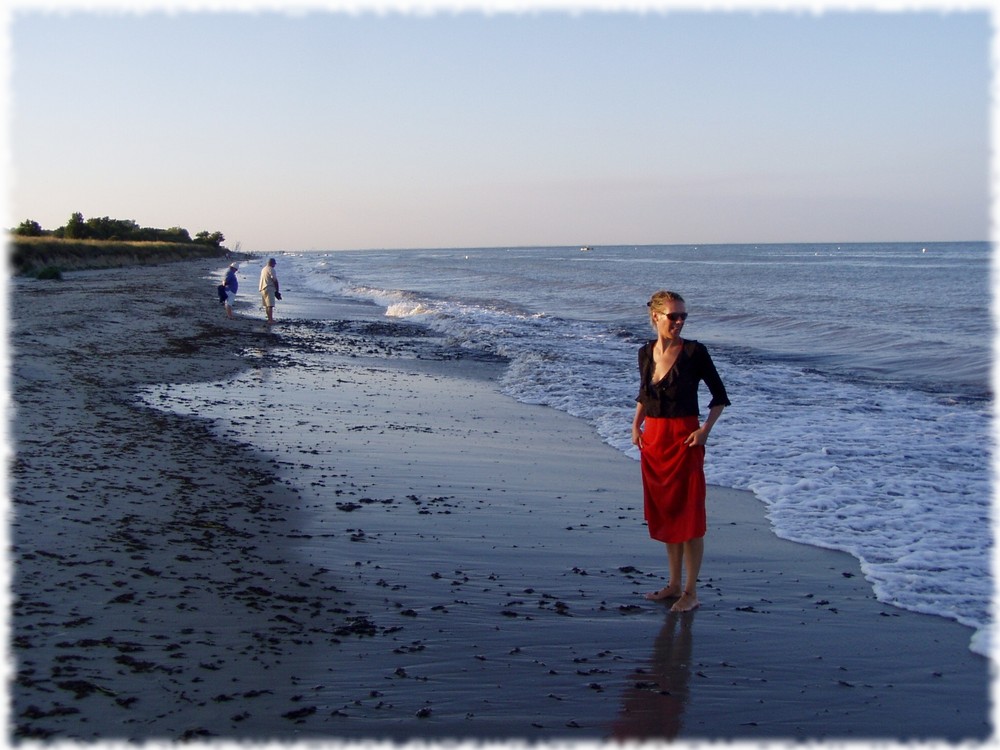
[{"xmin": 263, "ymin": 242, "xmax": 993, "ymax": 657}]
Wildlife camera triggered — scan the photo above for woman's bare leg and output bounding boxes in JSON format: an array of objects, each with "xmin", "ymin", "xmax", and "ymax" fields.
[
  {"xmin": 645, "ymin": 542, "xmax": 684, "ymax": 600},
  {"xmin": 671, "ymin": 537, "xmax": 703, "ymax": 612}
]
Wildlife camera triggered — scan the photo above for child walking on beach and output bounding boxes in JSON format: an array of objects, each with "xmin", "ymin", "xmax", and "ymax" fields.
[
  {"xmin": 631, "ymin": 291, "xmax": 730, "ymax": 613},
  {"xmin": 223, "ymin": 263, "xmax": 239, "ymax": 319}
]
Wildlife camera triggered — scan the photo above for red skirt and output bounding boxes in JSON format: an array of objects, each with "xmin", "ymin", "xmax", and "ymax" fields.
[{"xmin": 640, "ymin": 416, "xmax": 706, "ymax": 543}]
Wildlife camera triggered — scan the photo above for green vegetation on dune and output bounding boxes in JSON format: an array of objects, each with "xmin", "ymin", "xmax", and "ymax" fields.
[
  {"xmin": 9, "ymin": 236, "xmax": 230, "ymax": 276},
  {"xmin": 8, "ymin": 212, "xmax": 234, "ymax": 276}
]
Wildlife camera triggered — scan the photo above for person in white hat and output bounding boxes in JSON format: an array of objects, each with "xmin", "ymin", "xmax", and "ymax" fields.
[{"xmin": 223, "ymin": 263, "xmax": 239, "ymax": 319}]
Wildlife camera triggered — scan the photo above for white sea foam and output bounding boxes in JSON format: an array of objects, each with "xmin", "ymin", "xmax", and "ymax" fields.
[{"xmin": 385, "ymin": 301, "xmax": 432, "ymax": 317}]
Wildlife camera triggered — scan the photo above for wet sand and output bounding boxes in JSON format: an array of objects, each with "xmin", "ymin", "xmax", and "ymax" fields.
[{"xmin": 9, "ymin": 259, "xmax": 992, "ymax": 742}]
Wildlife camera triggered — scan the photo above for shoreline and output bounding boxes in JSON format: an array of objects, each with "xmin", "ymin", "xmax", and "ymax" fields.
[{"xmin": 10, "ymin": 258, "xmax": 992, "ymax": 741}]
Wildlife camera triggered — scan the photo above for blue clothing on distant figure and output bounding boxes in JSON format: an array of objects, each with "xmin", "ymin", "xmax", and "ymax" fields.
[{"xmin": 225, "ymin": 268, "xmax": 239, "ymax": 294}]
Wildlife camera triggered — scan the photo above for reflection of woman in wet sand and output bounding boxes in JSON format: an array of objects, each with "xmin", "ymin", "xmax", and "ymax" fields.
[
  {"xmin": 611, "ymin": 611, "xmax": 695, "ymax": 740},
  {"xmin": 632, "ymin": 291, "xmax": 729, "ymax": 612}
]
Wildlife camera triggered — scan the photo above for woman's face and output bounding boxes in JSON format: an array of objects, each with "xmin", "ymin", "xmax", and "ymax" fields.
[{"xmin": 654, "ymin": 300, "xmax": 687, "ymax": 340}]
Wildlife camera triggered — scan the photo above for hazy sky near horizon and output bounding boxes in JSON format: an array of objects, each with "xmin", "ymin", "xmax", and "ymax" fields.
[{"xmin": 7, "ymin": 7, "xmax": 992, "ymax": 251}]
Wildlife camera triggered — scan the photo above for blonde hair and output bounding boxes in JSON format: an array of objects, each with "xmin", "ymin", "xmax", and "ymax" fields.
[{"xmin": 647, "ymin": 290, "xmax": 685, "ymax": 326}]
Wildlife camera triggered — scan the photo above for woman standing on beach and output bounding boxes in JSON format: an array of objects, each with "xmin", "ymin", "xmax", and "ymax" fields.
[{"xmin": 632, "ymin": 291, "xmax": 730, "ymax": 613}]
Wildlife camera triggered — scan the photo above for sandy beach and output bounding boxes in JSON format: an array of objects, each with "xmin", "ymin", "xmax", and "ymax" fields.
[{"xmin": 9, "ymin": 258, "xmax": 992, "ymax": 742}]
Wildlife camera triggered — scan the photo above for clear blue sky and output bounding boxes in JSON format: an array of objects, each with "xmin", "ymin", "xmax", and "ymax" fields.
[{"xmin": 7, "ymin": 7, "xmax": 992, "ymax": 251}]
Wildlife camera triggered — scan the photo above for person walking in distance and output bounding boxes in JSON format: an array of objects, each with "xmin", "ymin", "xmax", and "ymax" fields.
[
  {"xmin": 223, "ymin": 263, "xmax": 239, "ymax": 319},
  {"xmin": 258, "ymin": 258, "xmax": 280, "ymax": 324}
]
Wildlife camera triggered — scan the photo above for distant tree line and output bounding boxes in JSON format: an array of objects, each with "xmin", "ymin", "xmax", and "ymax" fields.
[{"xmin": 11, "ymin": 213, "xmax": 225, "ymax": 248}]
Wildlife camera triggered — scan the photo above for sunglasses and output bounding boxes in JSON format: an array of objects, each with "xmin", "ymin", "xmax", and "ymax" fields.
[{"xmin": 660, "ymin": 312, "xmax": 688, "ymax": 322}]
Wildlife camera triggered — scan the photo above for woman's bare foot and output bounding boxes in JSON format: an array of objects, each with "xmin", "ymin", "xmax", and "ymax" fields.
[
  {"xmin": 670, "ymin": 591, "xmax": 700, "ymax": 612},
  {"xmin": 644, "ymin": 585, "xmax": 681, "ymax": 601}
]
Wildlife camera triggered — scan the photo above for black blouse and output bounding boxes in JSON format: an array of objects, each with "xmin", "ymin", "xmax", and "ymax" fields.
[{"xmin": 636, "ymin": 339, "xmax": 731, "ymax": 419}]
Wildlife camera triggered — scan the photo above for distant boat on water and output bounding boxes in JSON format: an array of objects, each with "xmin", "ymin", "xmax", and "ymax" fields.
[{"xmin": 580, "ymin": 246, "xmax": 593, "ymax": 252}]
